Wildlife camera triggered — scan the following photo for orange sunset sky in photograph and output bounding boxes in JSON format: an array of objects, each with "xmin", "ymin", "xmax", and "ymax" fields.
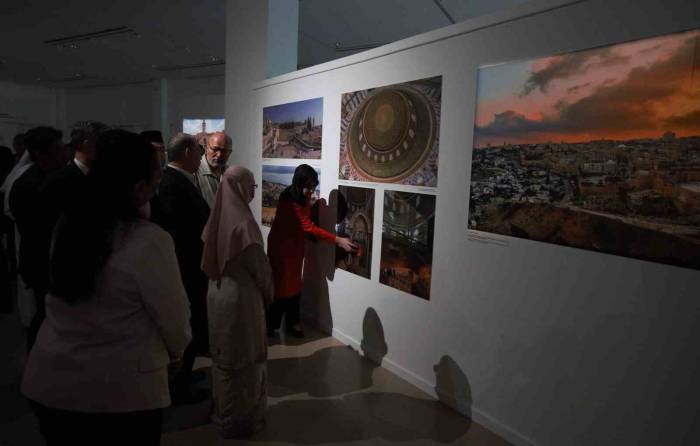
[{"xmin": 473, "ymin": 28, "xmax": 700, "ymax": 148}]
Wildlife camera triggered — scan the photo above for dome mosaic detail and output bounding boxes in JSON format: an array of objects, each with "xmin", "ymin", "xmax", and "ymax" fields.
[{"xmin": 339, "ymin": 76, "xmax": 442, "ymax": 187}]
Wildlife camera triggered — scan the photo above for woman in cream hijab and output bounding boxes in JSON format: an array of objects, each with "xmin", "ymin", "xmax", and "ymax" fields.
[{"xmin": 201, "ymin": 166, "xmax": 273, "ymax": 438}]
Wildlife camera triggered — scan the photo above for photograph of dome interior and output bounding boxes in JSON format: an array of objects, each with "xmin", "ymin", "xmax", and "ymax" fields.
[
  {"xmin": 337, "ymin": 186, "xmax": 375, "ymax": 279},
  {"xmin": 262, "ymin": 164, "xmax": 321, "ymax": 227},
  {"xmin": 183, "ymin": 118, "xmax": 225, "ymax": 148},
  {"xmin": 469, "ymin": 28, "xmax": 700, "ymax": 270},
  {"xmin": 380, "ymin": 191, "xmax": 436, "ymax": 300},
  {"xmin": 263, "ymin": 97, "xmax": 323, "ymax": 159},
  {"xmin": 339, "ymin": 77, "xmax": 441, "ymax": 187}
]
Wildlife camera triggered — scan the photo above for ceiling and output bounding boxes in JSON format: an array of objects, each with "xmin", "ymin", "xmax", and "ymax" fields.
[
  {"xmin": 0, "ymin": 0, "xmax": 530, "ymax": 88},
  {"xmin": 0, "ymin": 0, "xmax": 226, "ymax": 88},
  {"xmin": 298, "ymin": 0, "xmax": 531, "ymax": 67}
]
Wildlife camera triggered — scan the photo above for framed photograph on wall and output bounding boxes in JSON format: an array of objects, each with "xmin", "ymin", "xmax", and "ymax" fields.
[
  {"xmin": 339, "ymin": 76, "xmax": 442, "ymax": 187},
  {"xmin": 336, "ymin": 185, "xmax": 375, "ymax": 279},
  {"xmin": 262, "ymin": 98, "xmax": 323, "ymax": 160},
  {"xmin": 262, "ymin": 164, "xmax": 321, "ymax": 227},
  {"xmin": 468, "ymin": 28, "xmax": 700, "ymax": 270},
  {"xmin": 380, "ymin": 190, "xmax": 436, "ymax": 300},
  {"xmin": 183, "ymin": 118, "xmax": 225, "ymax": 148}
]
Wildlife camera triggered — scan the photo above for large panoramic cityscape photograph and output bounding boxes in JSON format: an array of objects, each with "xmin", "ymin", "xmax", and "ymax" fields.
[{"xmin": 469, "ymin": 29, "xmax": 700, "ymax": 269}]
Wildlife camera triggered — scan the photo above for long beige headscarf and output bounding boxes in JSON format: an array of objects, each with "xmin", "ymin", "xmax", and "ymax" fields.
[{"xmin": 201, "ymin": 165, "xmax": 263, "ymax": 281}]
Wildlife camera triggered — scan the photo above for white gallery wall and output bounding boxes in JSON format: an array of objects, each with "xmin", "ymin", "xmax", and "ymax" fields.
[
  {"xmin": 0, "ymin": 76, "xmax": 224, "ymax": 147},
  {"xmin": 63, "ymin": 76, "xmax": 225, "ymax": 139},
  {"xmin": 64, "ymin": 82, "xmax": 152, "ymax": 134},
  {"xmin": 0, "ymin": 81, "xmax": 58, "ymax": 147},
  {"xmin": 237, "ymin": 0, "xmax": 700, "ymax": 445},
  {"xmin": 167, "ymin": 76, "xmax": 226, "ymax": 138}
]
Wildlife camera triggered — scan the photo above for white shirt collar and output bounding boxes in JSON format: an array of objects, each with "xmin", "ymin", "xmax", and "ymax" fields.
[{"xmin": 73, "ymin": 158, "xmax": 90, "ymax": 175}]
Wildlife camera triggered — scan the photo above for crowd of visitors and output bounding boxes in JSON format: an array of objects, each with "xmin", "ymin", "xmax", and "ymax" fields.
[{"xmin": 0, "ymin": 122, "xmax": 355, "ymax": 444}]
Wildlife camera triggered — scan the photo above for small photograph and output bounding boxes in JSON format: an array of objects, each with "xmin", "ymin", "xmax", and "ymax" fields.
[
  {"xmin": 262, "ymin": 164, "xmax": 321, "ymax": 227},
  {"xmin": 336, "ymin": 186, "xmax": 375, "ymax": 279},
  {"xmin": 263, "ymin": 98, "xmax": 323, "ymax": 159},
  {"xmin": 183, "ymin": 118, "xmax": 225, "ymax": 147},
  {"xmin": 339, "ymin": 76, "xmax": 442, "ymax": 187},
  {"xmin": 379, "ymin": 191, "xmax": 436, "ymax": 300}
]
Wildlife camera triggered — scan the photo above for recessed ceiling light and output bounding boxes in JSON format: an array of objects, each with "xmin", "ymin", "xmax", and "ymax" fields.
[
  {"xmin": 36, "ymin": 74, "xmax": 96, "ymax": 83},
  {"xmin": 153, "ymin": 59, "xmax": 225, "ymax": 72},
  {"xmin": 45, "ymin": 27, "xmax": 138, "ymax": 47}
]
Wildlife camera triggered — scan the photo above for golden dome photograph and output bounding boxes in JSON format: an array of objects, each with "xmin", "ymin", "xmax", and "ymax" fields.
[{"xmin": 339, "ymin": 76, "xmax": 441, "ymax": 187}]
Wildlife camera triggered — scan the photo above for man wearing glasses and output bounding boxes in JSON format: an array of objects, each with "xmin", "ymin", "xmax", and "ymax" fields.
[{"xmin": 195, "ymin": 132, "xmax": 232, "ymax": 208}]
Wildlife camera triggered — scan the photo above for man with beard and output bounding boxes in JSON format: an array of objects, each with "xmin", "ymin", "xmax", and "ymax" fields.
[{"xmin": 195, "ymin": 132, "xmax": 232, "ymax": 208}]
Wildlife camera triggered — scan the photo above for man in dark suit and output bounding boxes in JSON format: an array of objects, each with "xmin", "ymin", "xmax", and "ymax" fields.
[
  {"xmin": 152, "ymin": 132, "xmax": 210, "ymax": 404},
  {"xmin": 9, "ymin": 126, "xmax": 67, "ymax": 352},
  {"xmin": 43, "ymin": 121, "xmax": 109, "ymax": 217}
]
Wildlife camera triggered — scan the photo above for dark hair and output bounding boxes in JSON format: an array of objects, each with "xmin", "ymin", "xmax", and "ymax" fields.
[
  {"xmin": 24, "ymin": 126, "xmax": 62, "ymax": 156},
  {"xmin": 280, "ymin": 164, "xmax": 318, "ymax": 206},
  {"xmin": 70, "ymin": 121, "xmax": 109, "ymax": 151},
  {"xmin": 140, "ymin": 130, "xmax": 164, "ymax": 144},
  {"xmin": 50, "ymin": 129, "xmax": 159, "ymax": 304}
]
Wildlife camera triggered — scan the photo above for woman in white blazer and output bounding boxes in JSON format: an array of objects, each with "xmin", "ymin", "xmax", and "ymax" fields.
[{"xmin": 21, "ymin": 130, "xmax": 191, "ymax": 445}]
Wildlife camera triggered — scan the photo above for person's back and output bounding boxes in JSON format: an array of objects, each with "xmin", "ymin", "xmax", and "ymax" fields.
[
  {"xmin": 2, "ymin": 149, "xmax": 34, "ymax": 322},
  {"xmin": 10, "ymin": 164, "xmax": 54, "ymax": 297},
  {"xmin": 23, "ymin": 220, "xmax": 191, "ymax": 411},
  {"xmin": 9, "ymin": 127, "xmax": 68, "ymax": 351},
  {"xmin": 21, "ymin": 129, "xmax": 191, "ymax": 445},
  {"xmin": 202, "ymin": 166, "xmax": 273, "ymax": 438},
  {"xmin": 42, "ymin": 121, "xmax": 109, "ymax": 221}
]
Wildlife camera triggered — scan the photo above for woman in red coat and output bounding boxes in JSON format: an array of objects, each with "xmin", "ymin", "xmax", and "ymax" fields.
[{"xmin": 266, "ymin": 164, "xmax": 355, "ymax": 337}]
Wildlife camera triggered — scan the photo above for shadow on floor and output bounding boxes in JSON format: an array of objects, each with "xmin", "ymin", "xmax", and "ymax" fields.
[
  {"xmin": 267, "ymin": 345, "xmax": 376, "ymax": 398},
  {"xmin": 267, "ymin": 328, "xmax": 328, "ymax": 347},
  {"xmin": 250, "ymin": 391, "xmax": 472, "ymax": 444},
  {"xmin": 267, "ymin": 307, "xmax": 388, "ymax": 398}
]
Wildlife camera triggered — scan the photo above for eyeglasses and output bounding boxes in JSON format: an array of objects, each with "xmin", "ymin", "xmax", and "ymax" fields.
[{"xmin": 208, "ymin": 146, "xmax": 232, "ymax": 155}]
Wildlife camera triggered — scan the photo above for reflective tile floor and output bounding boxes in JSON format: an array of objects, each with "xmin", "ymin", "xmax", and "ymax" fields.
[
  {"xmin": 162, "ymin": 330, "xmax": 511, "ymax": 446},
  {"xmin": 1, "ymin": 305, "xmax": 509, "ymax": 445}
]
